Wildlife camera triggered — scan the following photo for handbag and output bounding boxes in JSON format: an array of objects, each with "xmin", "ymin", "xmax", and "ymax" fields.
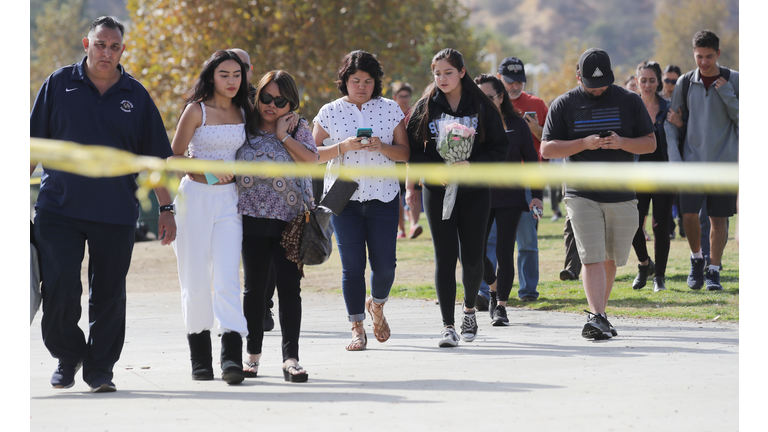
[
  {"xmin": 319, "ymin": 150, "xmax": 359, "ymax": 216},
  {"xmin": 280, "ymin": 179, "xmax": 334, "ymax": 277}
]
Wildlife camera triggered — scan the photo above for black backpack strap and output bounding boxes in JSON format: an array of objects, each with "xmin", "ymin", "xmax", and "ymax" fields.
[
  {"xmin": 680, "ymin": 70, "xmax": 696, "ymax": 118},
  {"xmin": 718, "ymin": 66, "xmax": 731, "ymax": 81}
]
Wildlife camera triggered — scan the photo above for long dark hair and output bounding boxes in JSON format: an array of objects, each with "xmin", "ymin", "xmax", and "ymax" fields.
[
  {"xmin": 183, "ymin": 50, "xmax": 252, "ymax": 123},
  {"xmin": 248, "ymin": 70, "xmax": 301, "ymax": 136},
  {"xmin": 636, "ymin": 61, "xmax": 664, "ymax": 95},
  {"xmin": 474, "ymin": 73, "xmax": 518, "ymax": 128},
  {"xmin": 411, "ymin": 48, "xmax": 494, "ymax": 147}
]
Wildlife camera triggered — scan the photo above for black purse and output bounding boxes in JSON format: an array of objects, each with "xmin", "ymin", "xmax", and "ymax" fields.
[
  {"xmin": 280, "ymin": 179, "xmax": 334, "ymax": 276},
  {"xmin": 319, "ymin": 149, "xmax": 359, "ymax": 216}
]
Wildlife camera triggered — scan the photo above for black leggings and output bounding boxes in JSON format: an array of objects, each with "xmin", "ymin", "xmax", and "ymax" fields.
[
  {"xmin": 241, "ymin": 234, "xmax": 303, "ymax": 361},
  {"xmin": 423, "ymin": 187, "xmax": 490, "ymax": 327},
  {"xmin": 483, "ymin": 207, "xmax": 524, "ymax": 302},
  {"xmin": 631, "ymin": 192, "xmax": 674, "ymax": 279}
]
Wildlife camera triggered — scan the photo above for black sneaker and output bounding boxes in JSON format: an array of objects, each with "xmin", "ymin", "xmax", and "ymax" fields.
[
  {"xmin": 264, "ymin": 309, "xmax": 275, "ymax": 332},
  {"xmin": 489, "ymin": 292, "xmax": 498, "ymax": 320},
  {"xmin": 559, "ymin": 269, "xmax": 578, "ymax": 281},
  {"xmin": 491, "ymin": 305, "xmax": 509, "ymax": 326},
  {"xmin": 460, "ymin": 311, "xmax": 478, "ymax": 342},
  {"xmin": 51, "ymin": 361, "xmax": 82, "ymax": 389},
  {"xmin": 88, "ymin": 375, "xmax": 117, "ymax": 393},
  {"xmin": 581, "ymin": 310, "xmax": 613, "ymax": 340},
  {"xmin": 475, "ymin": 293, "xmax": 489, "ymax": 312},
  {"xmin": 705, "ymin": 269, "xmax": 723, "ymax": 291},
  {"xmin": 438, "ymin": 326, "xmax": 460, "ymax": 347},
  {"xmin": 632, "ymin": 258, "xmax": 655, "ymax": 290},
  {"xmin": 604, "ymin": 313, "xmax": 618, "ymax": 337},
  {"xmin": 687, "ymin": 257, "xmax": 705, "ymax": 290}
]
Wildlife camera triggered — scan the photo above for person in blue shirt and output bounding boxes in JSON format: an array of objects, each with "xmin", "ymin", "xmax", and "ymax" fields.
[{"xmin": 30, "ymin": 16, "xmax": 176, "ymax": 393}]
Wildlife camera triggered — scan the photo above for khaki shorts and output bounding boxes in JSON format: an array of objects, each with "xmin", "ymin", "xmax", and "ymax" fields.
[{"xmin": 564, "ymin": 196, "xmax": 638, "ymax": 266}]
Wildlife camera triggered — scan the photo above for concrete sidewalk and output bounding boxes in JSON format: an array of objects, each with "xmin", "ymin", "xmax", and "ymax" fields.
[{"xmin": 30, "ymin": 291, "xmax": 738, "ymax": 431}]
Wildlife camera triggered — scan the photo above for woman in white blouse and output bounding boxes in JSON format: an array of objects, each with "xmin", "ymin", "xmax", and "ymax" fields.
[{"xmin": 313, "ymin": 50, "xmax": 410, "ymax": 351}]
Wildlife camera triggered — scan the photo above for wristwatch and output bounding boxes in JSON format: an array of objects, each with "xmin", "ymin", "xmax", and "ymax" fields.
[{"xmin": 159, "ymin": 204, "xmax": 175, "ymax": 215}]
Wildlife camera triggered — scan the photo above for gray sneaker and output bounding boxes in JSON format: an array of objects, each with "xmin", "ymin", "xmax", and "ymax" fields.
[
  {"xmin": 582, "ymin": 310, "xmax": 613, "ymax": 340},
  {"xmin": 460, "ymin": 312, "xmax": 478, "ymax": 342},
  {"xmin": 438, "ymin": 326, "xmax": 460, "ymax": 347}
]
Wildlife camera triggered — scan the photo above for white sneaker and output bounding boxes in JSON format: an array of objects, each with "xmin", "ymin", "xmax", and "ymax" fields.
[
  {"xmin": 460, "ymin": 312, "xmax": 478, "ymax": 342},
  {"xmin": 438, "ymin": 326, "xmax": 459, "ymax": 347}
]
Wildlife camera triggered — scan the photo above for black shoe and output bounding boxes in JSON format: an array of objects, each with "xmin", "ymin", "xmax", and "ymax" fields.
[
  {"xmin": 632, "ymin": 258, "xmax": 655, "ymax": 290},
  {"xmin": 220, "ymin": 332, "xmax": 245, "ymax": 385},
  {"xmin": 705, "ymin": 269, "xmax": 723, "ymax": 291},
  {"xmin": 88, "ymin": 375, "xmax": 117, "ymax": 393},
  {"xmin": 581, "ymin": 310, "xmax": 612, "ymax": 340},
  {"xmin": 50, "ymin": 361, "xmax": 82, "ymax": 389},
  {"xmin": 475, "ymin": 293, "xmax": 489, "ymax": 312},
  {"xmin": 488, "ymin": 291, "xmax": 498, "ymax": 319},
  {"xmin": 187, "ymin": 331, "xmax": 214, "ymax": 380},
  {"xmin": 687, "ymin": 257, "xmax": 705, "ymax": 290},
  {"xmin": 264, "ymin": 309, "xmax": 275, "ymax": 332},
  {"xmin": 460, "ymin": 311, "xmax": 478, "ymax": 342},
  {"xmin": 653, "ymin": 276, "xmax": 667, "ymax": 292},
  {"xmin": 520, "ymin": 295, "xmax": 537, "ymax": 302},
  {"xmin": 491, "ymin": 305, "xmax": 509, "ymax": 326},
  {"xmin": 559, "ymin": 269, "xmax": 577, "ymax": 281},
  {"xmin": 604, "ymin": 313, "xmax": 618, "ymax": 337}
]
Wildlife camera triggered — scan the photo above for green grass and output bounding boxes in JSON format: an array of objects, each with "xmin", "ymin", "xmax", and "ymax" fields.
[{"xmin": 382, "ymin": 202, "xmax": 739, "ymax": 322}]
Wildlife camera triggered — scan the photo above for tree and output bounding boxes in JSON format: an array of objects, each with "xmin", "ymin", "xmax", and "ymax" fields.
[
  {"xmin": 654, "ymin": 0, "xmax": 739, "ymax": 72},
  {"xmin": 30, "ymin": 0, "xmax": 88, "ymax": 109},
  {"xmin": 123, "ymin": 0, "xmax": 484, "ymax": 132}
]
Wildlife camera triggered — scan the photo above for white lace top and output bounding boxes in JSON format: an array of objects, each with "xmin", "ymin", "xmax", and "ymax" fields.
[
  {"xmin": 313, "ymin": 97, "xmax": 404, "ymax": 203},
  {"xmin": 188, "ymin": 102, "xmax": 246, "ymax": 161}
]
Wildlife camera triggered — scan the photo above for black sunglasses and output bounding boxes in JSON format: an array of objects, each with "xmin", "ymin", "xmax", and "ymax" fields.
[
  {"xmin": 663, "ymin": 79, "xmax": 677, "ymax": 84},
  {"xmin": 259, "ymin": 92, "xmax": 290, "ymax": 109}
]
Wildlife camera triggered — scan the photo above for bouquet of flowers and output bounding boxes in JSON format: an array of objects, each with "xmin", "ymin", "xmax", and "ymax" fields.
[{"xmin": 435, "ymin": 114, "xmax": 477, "ymax": 220}]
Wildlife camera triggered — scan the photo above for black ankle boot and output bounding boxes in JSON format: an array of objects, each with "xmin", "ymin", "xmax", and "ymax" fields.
[
  {"xmin": 187, "ymin": 331, "xmax": 214, "ymax": 380},
  {"xmin": 220, "ymin": 332, "xmax": 244, "ymax": 385},
  {"xmin": 632, "ymin": 258, "xmax": 655, "ymax": 290}
]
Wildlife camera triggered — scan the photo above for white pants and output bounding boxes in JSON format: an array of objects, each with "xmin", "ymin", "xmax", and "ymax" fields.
[{"xmin": 172, "ymin": 178, "xmax": 248, "ymax": 337}]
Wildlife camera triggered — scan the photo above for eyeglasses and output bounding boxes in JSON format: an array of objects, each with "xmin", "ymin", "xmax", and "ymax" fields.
[
  {"xmin": 259, "ymin": 92, "xmax": 290, "ymax": 109},
  {"xmin": 663, "ymin": 79, "xmax": 677, "ymax": 84},
  {"xmin": 485, "ymin": 92, "xmax": 501, "ymax": 100}
]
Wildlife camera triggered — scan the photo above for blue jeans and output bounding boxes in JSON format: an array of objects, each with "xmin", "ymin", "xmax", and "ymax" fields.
[
  {"xmin": 331, "ymin": 198, "xmax": 399, "ymax": 322},
  {"xmin": 515, "ymin": 189, "xmax": 539, "ymax": 299},
  {"xmin": 479, "ymin": 220, "xmax": 497, "ymax": 300}
]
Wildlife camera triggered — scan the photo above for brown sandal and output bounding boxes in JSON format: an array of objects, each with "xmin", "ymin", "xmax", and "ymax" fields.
[
  {"xmin": 366, "ymin": 297, "xmax": 391, "ymax": 343},
  {"xmin": 346, "ymin": 321, "xmax": 367, "ymax": 351}
]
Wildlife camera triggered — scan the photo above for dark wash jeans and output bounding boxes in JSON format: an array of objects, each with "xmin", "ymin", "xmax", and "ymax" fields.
[
  {"xmin": 34, "ymin": 208, "xmax": 134, "ymax": 385},
  {"xmin": 331, "ymin": 198, "xmax": 399, "ymax": 322}
]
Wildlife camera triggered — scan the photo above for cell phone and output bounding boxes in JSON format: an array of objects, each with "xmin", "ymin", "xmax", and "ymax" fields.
[
  {"xmin": 524, "ymin": 111, "xmax": 536, "ymax": 121},
  {"xmin": 532, "ymin": 206, "xmax": 543, "ymax": 220},
  {"xmin": 356, "ymin": 128, "xmax": 373, "ymax": 138},
  {"xmin": 599, "ymin": 131, "xmax": 612, "ymax": 138}
]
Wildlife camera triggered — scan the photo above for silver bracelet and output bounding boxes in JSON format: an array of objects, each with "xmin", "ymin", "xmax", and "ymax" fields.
[{"xmin": 281, "ymin": 135, "xmax": 290, "ymax": 144}]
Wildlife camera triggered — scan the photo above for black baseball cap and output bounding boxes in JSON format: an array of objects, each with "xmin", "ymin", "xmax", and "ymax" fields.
[
  {"xmin": 497, "ymin": 57, "xmax": 527, "ymax": 83},
  {"xmin": 578, "ymin": 48, "xmax": 614, "ymax": 88}
]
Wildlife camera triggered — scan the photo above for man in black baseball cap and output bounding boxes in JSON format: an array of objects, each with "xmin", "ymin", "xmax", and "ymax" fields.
[{"xmin": 540, "ymin": 47, "xmax": 656, "ymax": 340}]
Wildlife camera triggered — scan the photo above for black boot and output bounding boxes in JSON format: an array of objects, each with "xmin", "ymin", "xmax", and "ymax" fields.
[
  {"xmin": 632, "ymin": 258, "xmax": 655, "ymax": 290},
  {"xmin": 187, "ymin": 331, "xmax": 214, "ymax": 380},
  {"xmin": 220, "ymin": 332, "xmax": 244, "ymax": 385}
]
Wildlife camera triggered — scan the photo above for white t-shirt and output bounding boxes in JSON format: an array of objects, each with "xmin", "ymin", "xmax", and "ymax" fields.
[{"xmin": 314, "ymin": 97, "xmax": 404, "ymax": 203}]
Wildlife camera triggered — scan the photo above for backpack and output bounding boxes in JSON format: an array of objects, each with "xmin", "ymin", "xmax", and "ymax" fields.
[{"xmin": 676, "ymin": 66, "xmax": 731, "ymax": 158}]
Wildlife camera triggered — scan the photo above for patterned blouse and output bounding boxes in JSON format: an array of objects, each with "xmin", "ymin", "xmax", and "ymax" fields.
[
  {"xmin": 235, "ymin": 118, "xmax": 317, "ymax": 222},
  {"xmin": 313, "ymin": 97, "xmax": 404, "ymax": 203}
]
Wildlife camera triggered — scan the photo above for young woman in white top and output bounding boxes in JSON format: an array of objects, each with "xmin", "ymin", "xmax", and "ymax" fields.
[
  {"xmin": 313, "ymin": 50, "xmax": 410, "ymax": 351},
  {"xmin": 169, "ymin": 50, "xmax": 251, "ymax": 385}
]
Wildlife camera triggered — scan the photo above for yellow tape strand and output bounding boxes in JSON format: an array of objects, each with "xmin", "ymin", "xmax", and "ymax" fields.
[{"xmin": 31, "ymin": 138, "xmax": 738, "ymax": 194}]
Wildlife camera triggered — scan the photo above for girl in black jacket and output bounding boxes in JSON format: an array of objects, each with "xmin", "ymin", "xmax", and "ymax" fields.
[
  {"xmin": 405, "ymin": 48, "xmax": 508, "ymax": 347},
  {"xmin": 474, "ymin": 74, "xmax": 543, "ymax": 326}
]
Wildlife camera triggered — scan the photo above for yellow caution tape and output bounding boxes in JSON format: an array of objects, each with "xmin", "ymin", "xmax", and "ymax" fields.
[{"xmin": 31, "ymin": 138, "xmax": 738, "ymax": 195}]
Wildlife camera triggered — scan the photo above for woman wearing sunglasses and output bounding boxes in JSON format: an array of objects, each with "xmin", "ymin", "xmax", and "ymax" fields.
[
  {"xmin": 236, "ymin": 70, "xmax": 318, "ymax": 382},
  {"xmin": 473, "ymin": 74, "xmax": 542, "ymax": 326},
  {"xmin": 169, "ymin": 50, "xmax": 251, "ymax": 384},
  {"xmin": 313, "ymin": 50, "xmax": 410, "ymax": 351}
]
